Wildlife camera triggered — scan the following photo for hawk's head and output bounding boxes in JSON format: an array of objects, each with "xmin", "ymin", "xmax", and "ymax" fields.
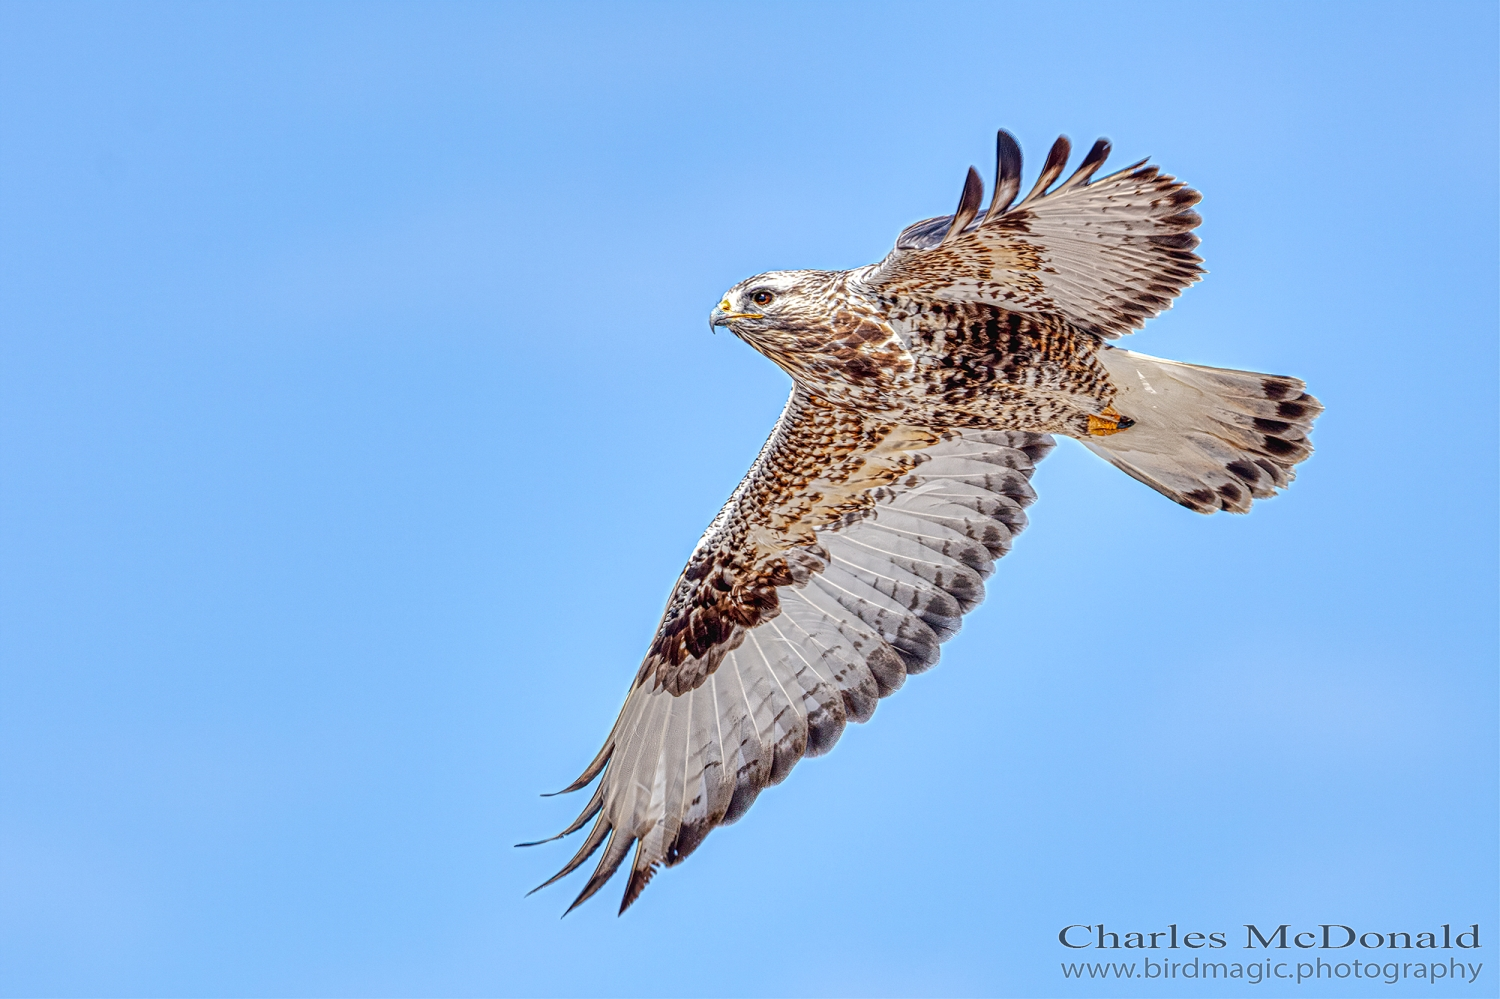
[
  {"xmin": 709, "ymin": 269, "xmax": 913, "ymax": 410},
  {"xmin": 709, "ymin": 269, "xmax": 836, "ymax": 336}
]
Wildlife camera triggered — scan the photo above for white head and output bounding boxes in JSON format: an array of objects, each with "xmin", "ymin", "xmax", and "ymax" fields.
[{"xmin": 707, "ymin": 269, "xmax": 913, "ymax": 410}]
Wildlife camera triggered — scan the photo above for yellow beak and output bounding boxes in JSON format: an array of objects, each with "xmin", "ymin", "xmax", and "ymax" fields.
[{"xmin": 709, "ymin": 299, "xmax": 764, "ymax": 329}]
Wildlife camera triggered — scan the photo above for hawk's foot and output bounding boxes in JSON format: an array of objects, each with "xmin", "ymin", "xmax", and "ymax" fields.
[{"xmin": 1086, "ymin": 406, "xmax": 1135, "ymax": 437}]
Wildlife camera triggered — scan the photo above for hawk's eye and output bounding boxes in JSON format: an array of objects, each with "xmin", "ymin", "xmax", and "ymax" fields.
[{"xmin": 751, "ymin": 290, "xmax": 774, "ymax": 306}]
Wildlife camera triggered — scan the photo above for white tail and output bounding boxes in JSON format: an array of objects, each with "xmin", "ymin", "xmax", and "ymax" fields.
[{"xmin": 1085, "ymin": 348, "xmax": 1323, "ymax": 514}]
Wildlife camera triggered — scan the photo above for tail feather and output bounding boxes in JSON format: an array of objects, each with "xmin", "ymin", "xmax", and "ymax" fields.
[{"xmin": 1085, "ymin": 348, "xmax": 1322, "ymax": 514}]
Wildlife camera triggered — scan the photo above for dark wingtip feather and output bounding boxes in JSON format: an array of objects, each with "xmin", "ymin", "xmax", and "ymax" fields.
[
  {"xmin": 984, "ymin": 129, "xmax": 1023, "ymax": 221},
  {"xmin": 544, "ymin": 737, "xmax": 616, "ymax": 796},
  {"xmin": 515, "ymin": 834, "xmax": 563, "ymax": 848},
  {"xmin": 521, "ymin": 781, "xmax": 606, "ymax": 849},
  {"xmin": 529, "ymin": 811, "xmax": 612, "ymax": 899},
  {"xmin": 941, "ymin": 166, "xmax": 984, "ymax": 244},
  {"xmin": 563, "ymin": 828, "xmax": 632, "ymax": 916},
  {"xmin": 1090, "ymin": 156, "xmax": 1150, "ymax": 184},
  {"xmin": 1058, "ymin": 137, "xmax": 1110, "ymax": 191},
  {"xmin": 1018, "ymin": 135, "xmax": 1071, "ymax": 206},
  {"xmin": 618, "ymin": 843, "xmax": 658, "ymax": 915}
]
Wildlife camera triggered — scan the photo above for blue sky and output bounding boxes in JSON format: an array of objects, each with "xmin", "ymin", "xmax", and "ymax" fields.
[{"xmin": 0, "ymin": 2, "xmax": 1495, "ymax": 996}]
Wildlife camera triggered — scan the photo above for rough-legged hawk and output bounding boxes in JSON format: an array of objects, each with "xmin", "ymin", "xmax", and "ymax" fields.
[{"xmin": 521, "ymin": 130, "xmax": 1323, "ymax": 913}]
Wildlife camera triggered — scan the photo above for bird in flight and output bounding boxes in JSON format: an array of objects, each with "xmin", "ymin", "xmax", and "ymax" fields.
[{"xmin": 521, "ymin": 129, "xmax": 1322, "ymax": 914}]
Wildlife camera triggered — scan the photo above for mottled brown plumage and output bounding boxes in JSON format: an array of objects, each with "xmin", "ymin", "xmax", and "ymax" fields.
[
  {"xmin": 522, "ymin": 129, "xmax": 1323, "ymax": 914},
  {"xmin": 637, "ymin": 396, "xmax": 936, "ymax": 696}
]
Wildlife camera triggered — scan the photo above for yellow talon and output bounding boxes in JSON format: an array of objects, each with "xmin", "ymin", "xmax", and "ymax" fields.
[{"xmin": 1087, "ymin": 406, "xmax": 1134, "ymax": 437}]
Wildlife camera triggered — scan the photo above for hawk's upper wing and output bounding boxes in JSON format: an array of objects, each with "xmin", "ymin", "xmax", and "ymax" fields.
[
  {"xmin": 857, "ymin": 131, "xmax": 1204, "ymax": 339},
  {"xmin": 524, "ymin": 386, "xmax": 1053, "ymax": 913}
]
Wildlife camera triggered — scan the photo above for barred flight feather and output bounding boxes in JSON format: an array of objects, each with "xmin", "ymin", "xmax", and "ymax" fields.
[{"xmin": 524, "ymin": 391, "xmax": 1053, "ymax": 913}]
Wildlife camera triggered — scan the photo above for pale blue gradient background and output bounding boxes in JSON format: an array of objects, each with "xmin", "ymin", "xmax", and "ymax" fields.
[{"xmin": 1, "ymin": 3, "xmax": 1494, "ymax": 997}]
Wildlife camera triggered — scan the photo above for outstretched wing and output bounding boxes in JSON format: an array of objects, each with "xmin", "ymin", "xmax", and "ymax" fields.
[
  {"xmin": 858, "ymin": 130, "xmax": 1205, "ymax": 339},
  {"xmin": 523, "ymin": 386, "xmax": 1054, "ymax": 913}
]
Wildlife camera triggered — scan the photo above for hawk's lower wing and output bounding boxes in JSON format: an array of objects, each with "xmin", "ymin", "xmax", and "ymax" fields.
[{"xmin": 525, "ymin": 387, "xmax": 1054, "ymax": 913}]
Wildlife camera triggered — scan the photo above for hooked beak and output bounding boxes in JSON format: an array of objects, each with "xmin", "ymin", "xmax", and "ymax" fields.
[{"xmin": 709, "ymin": 298, "xmax": 762, "ymax": 331}]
